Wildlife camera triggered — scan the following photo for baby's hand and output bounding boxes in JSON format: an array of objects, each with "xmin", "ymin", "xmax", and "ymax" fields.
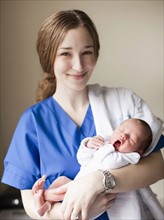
[
  {"xmin": 32, "ymin": 175, "xmax": 46, "ymax": 194},
  {"xmin": 86, "ymin": 135, "xmax": 104, "ymax": 149},
  {"xmin": 32, "ymin": 175, "xmax": 51, "ymax": 217},
  {"xmin": 44, "ymin": 176, "xmax": 72, "ymax": 202}
]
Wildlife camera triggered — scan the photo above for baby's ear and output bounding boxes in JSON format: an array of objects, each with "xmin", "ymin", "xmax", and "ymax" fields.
[{"xmin": 138, "ymin": 149, "xmax": 144, "ymax": 156}]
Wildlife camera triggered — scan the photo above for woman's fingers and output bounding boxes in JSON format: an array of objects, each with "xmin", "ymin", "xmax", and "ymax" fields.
[
  {"xmin": 60, "ymin": 172, "xmax": 102, "ymax": 219},
  {"xmin": 59, "ymin": 172, "xmax": 117, "ymax": 220},
  {"xmin": 104, "ymin": 193, "xmax": 116, "ymax": 209},
  {"xmin": 87, "ymin": 192, "xmax": 116, "ymax": 219},
  {"xmin": 60, "ymin": 197, "xmax": 75, "ymax": 220},
  {"xmin": 61, "ymin": 200, "xmax": 85, "ymax": 220}
]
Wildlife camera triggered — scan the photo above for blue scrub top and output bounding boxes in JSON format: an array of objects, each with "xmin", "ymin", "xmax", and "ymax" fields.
[
  {"xmin": 2, "ymin": 97, "xmax": 96, "ymax": 189},
  {"xmin": 1, "ymin": 96, "xmax": 164, "ymax": 220},
  {"xmin": 2, "ymin": 96, "xmax": 164, "ymax": 190}
]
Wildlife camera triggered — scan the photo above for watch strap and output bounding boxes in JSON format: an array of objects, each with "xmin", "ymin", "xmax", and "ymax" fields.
[{"xmin": 99, "ymin": 170, "xmax": 116, "ymax": 193}]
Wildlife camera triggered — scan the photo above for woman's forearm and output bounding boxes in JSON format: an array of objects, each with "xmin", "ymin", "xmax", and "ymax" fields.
[
  {"xmin": 21, "ymin": 151, "xmax": 163, "ymax": 219},
  {"xmin": 110, "ymin": 150, "xmax": 164, "ymax": 193},
  {"xmin": 21, "ymin": 190, "xmax": 62, "ymax": 219}
]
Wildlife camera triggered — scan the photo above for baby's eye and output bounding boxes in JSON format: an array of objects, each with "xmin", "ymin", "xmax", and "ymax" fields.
[{"xmin": 129, "ymin": 136, "xmax": 136, "ymax": 144}]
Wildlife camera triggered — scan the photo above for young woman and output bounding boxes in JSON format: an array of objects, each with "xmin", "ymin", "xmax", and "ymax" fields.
[{"xmin": 1, "ymin": 9, "xmax": 164, "ymax": 220}]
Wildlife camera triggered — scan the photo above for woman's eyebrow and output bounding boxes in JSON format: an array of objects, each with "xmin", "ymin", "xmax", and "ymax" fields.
[
  {"xmin": 59, "ymin": 47, "xmax": 72, "ymax": 50},
  {"xmin": 85, "ymin": 45, "xmax": 94, "ymax": 48},
  {"xmin": 59, "ymin": 45, "xmax": 94, "ymax": 50}
]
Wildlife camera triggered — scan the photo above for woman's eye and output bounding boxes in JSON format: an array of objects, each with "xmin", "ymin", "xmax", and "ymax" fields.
[
  {"xmin": 60, "ymin": 52, "xmax": 71, "ymax": 56},
  {"xmin": 83, "ymin": 51, "xmax": 93, "ymax": 55}
]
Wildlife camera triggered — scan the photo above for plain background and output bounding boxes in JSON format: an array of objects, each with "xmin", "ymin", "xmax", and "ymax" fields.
[{"xmin": 0, "ymin": 0, "xmax": 163, "ymax": 207}]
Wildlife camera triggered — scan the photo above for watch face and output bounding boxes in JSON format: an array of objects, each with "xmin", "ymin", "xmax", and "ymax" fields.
[
  {"xmin": 101, "ymin": 170, "xmax": 116, "ymax": 191},
  {"xmin": 106, "ymin": 176, "xmax": 115, "ymax": 189}
]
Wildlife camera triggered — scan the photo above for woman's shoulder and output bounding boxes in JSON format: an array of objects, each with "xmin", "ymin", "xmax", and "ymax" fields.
[
  {"xmin": 19, "ymin": 97, "xmax": 54, "ymax": 122},
  {"xmin": 24, "ymin": 96, "xmax": 53, "ymax": 112},
  {"xmin": 88, "ymin": 83, "xmax": 136, "ymax": 97}
]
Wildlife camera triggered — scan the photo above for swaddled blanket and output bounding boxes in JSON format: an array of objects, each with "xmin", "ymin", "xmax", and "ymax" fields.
[{"xmin": 84, "ymin": 84, "xmax": 164, "ymax": 220}]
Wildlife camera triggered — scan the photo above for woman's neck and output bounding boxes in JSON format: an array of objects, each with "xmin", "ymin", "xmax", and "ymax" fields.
[
  {"xmin": 53, "ymin": 85, "xmax": 89, "ymax": 127},
  {"xmin": 54, "ymin": 85, "xmax": 88, "ymax": 109}
]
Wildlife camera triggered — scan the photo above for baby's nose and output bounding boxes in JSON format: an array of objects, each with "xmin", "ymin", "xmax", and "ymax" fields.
[{"xmin": 120, "ymin": 133, "xmax": 127, "ymax": 140}]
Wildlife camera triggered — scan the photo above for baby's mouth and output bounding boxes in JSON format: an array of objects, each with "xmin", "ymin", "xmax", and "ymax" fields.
[{"xmin": 113, "ymin": 140, "xmax": 121, "ymax": 150}]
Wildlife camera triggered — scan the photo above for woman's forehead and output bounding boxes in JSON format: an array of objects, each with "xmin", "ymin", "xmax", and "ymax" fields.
[{"xmin": 59, "ymin": 27, "xmax": 93, "ymax": 48}]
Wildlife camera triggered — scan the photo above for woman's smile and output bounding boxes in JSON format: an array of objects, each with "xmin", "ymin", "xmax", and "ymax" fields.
[{"xmin": 66, "ymin": 72, "xmax": 87, "ymax": 80}]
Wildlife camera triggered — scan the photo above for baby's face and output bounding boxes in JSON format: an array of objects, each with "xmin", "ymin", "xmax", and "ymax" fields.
[{"xmin": 110, "ymin": 119, "xmax": 144, "ymax": 153}]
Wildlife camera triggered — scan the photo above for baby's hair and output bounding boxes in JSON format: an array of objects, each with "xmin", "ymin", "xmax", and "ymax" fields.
[{"xmin": 135, "ymin": 118, "xmax": 153, "ymax": 152}]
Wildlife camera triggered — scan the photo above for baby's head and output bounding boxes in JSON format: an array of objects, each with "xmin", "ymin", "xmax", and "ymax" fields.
[
  {"xmin": 111, "ymin": 118, "xmax": 152, "ymax": 155},
  {"xmin": 135, "ymin": 119, "xmax": 153, "ymax": 153}
]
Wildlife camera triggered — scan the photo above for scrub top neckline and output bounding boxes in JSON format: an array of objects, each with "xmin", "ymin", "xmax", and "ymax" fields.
[{"xmin": 47, "ymin": 97, "xmax": 95, "ymax": 139}]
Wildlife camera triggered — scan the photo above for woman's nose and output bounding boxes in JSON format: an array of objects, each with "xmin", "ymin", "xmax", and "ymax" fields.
[{"xmin": 72, "ymin": 55, "xmax": 84, "ymax": 72}]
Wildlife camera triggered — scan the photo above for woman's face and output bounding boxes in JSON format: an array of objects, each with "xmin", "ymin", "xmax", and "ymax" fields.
[{"xmin": 54, "ymin": 27, "xmax": 96, "ymax": 91}]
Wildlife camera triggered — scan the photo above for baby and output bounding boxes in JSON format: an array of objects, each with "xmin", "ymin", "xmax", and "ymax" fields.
[
  {"xmin": 32, "ymin": 118, "xmax": 152, "ymax": 216},
  {"xmin": 76, "ymin": 117, "xmax": 152, "ymax": 176}
]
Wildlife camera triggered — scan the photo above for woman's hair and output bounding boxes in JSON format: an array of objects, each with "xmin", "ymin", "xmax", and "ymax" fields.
[{"xmin": 35, "ymin": 9, "xmax": 100, "ymax": 102}]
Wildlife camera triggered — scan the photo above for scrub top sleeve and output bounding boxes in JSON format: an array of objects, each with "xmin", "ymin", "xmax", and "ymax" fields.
[
  {"xmin": 152, "ymin": 135, "xmax": 164, "ymax": 153},
  {"xmin": 1, "ymin": 108, "xmax": 40, "ymax": 189}
]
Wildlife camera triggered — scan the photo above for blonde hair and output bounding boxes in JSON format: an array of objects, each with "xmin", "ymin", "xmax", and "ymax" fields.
[{"xmin": 35, "ymin": 10, "xmax": 100, "ymax": 102}]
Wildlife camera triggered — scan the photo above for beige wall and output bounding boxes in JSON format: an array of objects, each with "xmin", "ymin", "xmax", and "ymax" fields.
[{"xmin": 1, "ymin": 0, "xmax": 163, "ymax": 206}]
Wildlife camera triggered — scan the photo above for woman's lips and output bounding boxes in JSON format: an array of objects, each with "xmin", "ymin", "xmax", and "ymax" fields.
[
  {"xmin": 70, "ymin": 74, "xmax": 85, "ymax": 79},
  {"xmin": 66, "ymin": 69, "xmax": 88, "ymax": 79},
  {"xmin": 67, "ymin": 73, "xmax": 87, "ymax": 80}
]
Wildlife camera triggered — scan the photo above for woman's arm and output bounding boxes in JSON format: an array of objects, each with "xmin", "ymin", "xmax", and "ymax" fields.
[
  {"xmin": 111, "ymin": 150, "xmax": 164, "ymax": 193},
  {"xmin": 21, "ymin": 190, "xmax": 62, "ymax": 219},
  {"xmin": 60, "ymin": 150, "xmax": 164, "ymax": 220},
  {"xmin": 21, "ymin": 176, "xmax": 71, "ymax": 219},
  {"xmin": 21, "ymin": 185, "xmax": 116, "ymax": 220},
  {"xmin": 21, "ymin": 150, "xmax": 163, "ymax": 220}
]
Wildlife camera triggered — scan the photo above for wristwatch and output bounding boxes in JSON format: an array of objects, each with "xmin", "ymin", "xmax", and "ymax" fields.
[{"xmin": 99, "ymin": 170, "xmax": 116, "ymax": 192}]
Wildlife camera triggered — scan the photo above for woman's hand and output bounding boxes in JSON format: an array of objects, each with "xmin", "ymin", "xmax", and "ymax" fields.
[
  {"xmin": 85, "ymin": 192, "xmax": 116, "ymax": 220},
  {"xmin": 60, "ymin": 171, "xmax": 116, "ymax": 220}
]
